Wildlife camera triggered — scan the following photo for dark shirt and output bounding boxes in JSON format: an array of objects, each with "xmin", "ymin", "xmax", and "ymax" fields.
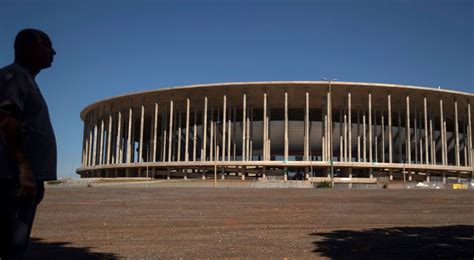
[{"xmin": 0, "ymin": 63, "xmax": 57, "ymax": 181}]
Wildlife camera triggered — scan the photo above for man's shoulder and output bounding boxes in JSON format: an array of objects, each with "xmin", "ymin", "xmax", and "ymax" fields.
[
  {"xmin": 0, "ymin": 64, "xmax": 24, "ymax": 83},
  {"xmin": 0, "ymin": 64, "xmax": 17, "ymax": 81},
  {"xmin": 0, "ymin": 64, "xmax": 33, "ymax": 90}
]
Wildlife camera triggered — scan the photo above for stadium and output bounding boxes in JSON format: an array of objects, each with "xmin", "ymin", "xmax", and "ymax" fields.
[{"xmin": 77, "ymin": 81, "xmax": 474, "ymax": 184}]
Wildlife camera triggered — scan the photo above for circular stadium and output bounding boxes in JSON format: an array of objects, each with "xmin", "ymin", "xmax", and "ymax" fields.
[{"xmin": 77, "ymin": 81, "xmax": 474, "ymax": 184}]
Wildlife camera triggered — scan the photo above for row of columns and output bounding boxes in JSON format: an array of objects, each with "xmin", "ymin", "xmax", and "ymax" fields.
[{"xmin": 82, "ymin": 92, "xmax": 473, "ymax": 172}]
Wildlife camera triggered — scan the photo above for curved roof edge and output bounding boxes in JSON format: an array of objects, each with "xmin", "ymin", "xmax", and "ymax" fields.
[{"xmin": 80, "ymin": 81, "xmax": 474, "ymax": 119}]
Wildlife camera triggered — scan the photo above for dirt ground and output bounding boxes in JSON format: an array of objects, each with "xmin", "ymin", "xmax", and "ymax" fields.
[{"xmin": 27, "ymin": 185, "xmax": 474, "ymax": 259}]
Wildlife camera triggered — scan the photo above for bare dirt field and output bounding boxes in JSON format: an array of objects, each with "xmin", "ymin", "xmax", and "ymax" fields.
[{"xmin": 27, "ymin": 185, "xmax": 474, "ymax": 259}]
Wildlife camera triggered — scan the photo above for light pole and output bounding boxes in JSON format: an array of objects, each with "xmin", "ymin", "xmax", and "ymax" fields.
[{"xmin": 322, "ymin": 78, "xmax": 338, "ymax": 188}]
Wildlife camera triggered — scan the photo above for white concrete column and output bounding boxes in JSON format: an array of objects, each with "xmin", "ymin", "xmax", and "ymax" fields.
[
  {"xmin": 227, "ymin": 103, "xmax": 232, "ymax": 161},
  {"xmin": 116, "ymin": 108, "xmax": 122, "ymax": 164},
  {"xmin": 429, "ymin": 114, "xmax": 434, "ymax": 164},
  {"xmin": 326, "ymin": 95, "xmax": 330, "ymax": 162},
  {"xmin": 222, "ymin": 95, "xmax": 227, "ymax": 161},
  {"xmin": 262, "ymin": 106, "xmax": 264, "ymax": 161},
  {"xmin": 284, "ymin": 92, "xmax": 289, "ymax": 161},
  {"xmin": 185, "ymin": 98, "xmax": 190, "ymax": 162},
  {"xmin": 89, "ymin": 117, "xmax": 94, "ymax": 167},
  {"xmin": 462, "ymin": 121, "xmax": 467, "ymax": 166},
  {"xmin": 440, "ymin": 99, "xmax": 445, "ymax": 165},
  {"xmin": 242, "ymin": 93, "xmax": 247, "ymax": 161},
  {"xmin": 374, "ymin": 110, "xmax": 378, "ymax": 163},
  {"xmin": 107, "ymin": 111, "xmax": 112, "ymax": 164},
  {"xmin": 88, "ymin": 115, "xmax": 93, "ymax": 166},
  {"xmin": 368, "ymin": 93, "xmax": 372, "ymax": 163},
  {"xmin": 99, "ymin": 118, "xmax": 104, "ymax": 165},
  {"xmin": 81, "ymin": 120, "xmax": 87, "ymax": 166},
  {"xmin": 323, "ymin": 114, "xmax": 327, "ymax": 161},
  {"xmin": 414, "ymin": 109, "xmax": 418, "ymax": 163},
  {"xmin": 153, "ymin": 102, "xmax": 158, "ymax": 162},
  {"xmin": 443, "ymin": 121, "xmax": 449, "ymax": 165},
  {"xmin": 131, "ymin": 107, "xmax": 136, "ymax": 163},
  {"xmin": 424, "ymin": 97, "xmax": 429, "ymax": 164},
  {"xmin": 246, "ymin": 107, "xmax": 251, "ymax": 160},
  {"xmin": 263, "ymin": 93, "xmax": 267, "ymax": 161},
  {"xmin": 210, "ymin": 107, "xmax": 214, "ymax": 160},
  {"xmin": 168, "ymin": 100, "xmax": 174, "ymax": 162},
  {"xmin": 126, "ymin": 106, "xmax": 133, "ymax": 164},
  {"xmin": 468, "ymin": 103, "xmax": 472, "ymax": 166},
  {"xmin": 388, "ymin": 94, "xmax": 392, "ymax": 163},
  {"xmin": 202, "ymin": 96, "xmax": 208, "ymax": 161},
  {"xmin": 344, "ymin": 114, "xmax": 347, "ymax": 161},
  {"xmin": 148, "ymin": 104, "xmax": 153, "ymax": 159},
  {"xmin": 305, "ymin": 91, "xmax": 310, "ymax": 161},
  {"xmin": 363, "ymin": 114, "xmax": 366, "ymax": 162},
  {"xmin": 356, "ymin": 110, "xmax": 360, "ymax": 162},
  {"xmin": 381, "ymin": 113, "xmax": 385, "ymax": 163},
  {"xmin": 89, "ymin": 116, "xmax": 94, "ymax": 167},
  {"xmin": 304, "ymin": 92, "xmax": 310, "ymax": 161},
  {"xmin": 232, "ymin": 106, "xmax": 236, "ymax": 161},
  {"xmin": 85, "ymin": 115, "xmax": 90, "ymax": 166},
  {"xmin": 84, "ymin": 122, "xmax": 92, "ymax": 166},
  {"xmin": 160, "ymin": 110, "xmax": 165, "ymax": 162},
  {"xmin": 455, "ymin": 100, "xmax": 460, "ymax": 166},
  {"xmin": 357, "ymin": 109, "xmax": 360, "ymax": 152},
  {"xmin": 398, "ymin": 107, "xmax": 402, "ymax": 162},
  {"xmin": 348, "ymin": 92, "xmax": 352, "ymax": 162},
  {"xmin": 340, "ymin": 113, "xmax": 344, "ymax": 161},
  {"xmin": 161, "ymin": 110, "xmax": 167, "ymax": 162},
  {"xmin": 193, "ymin": 110, "xmax": 197, "ymax": 161},
  {"xmin": 139, "ymin": 104, "xmax": 145, "ymax": 162},
  {"xmin": 83, "ymin": 118, "xmax": 88, "ymax": 166},
  {"xmin": 177, "ymin": 108, "xmax": 182, "ymax": 162},
  {"xmin": 406, "ymin": 96, "xmax": 411, "ymax": 164},
  {"xmin": 339, "ymin": 109, "xmax": 343, "ymax": 160},
  {"xmin": 217, "ymin": 108, "xmax": 221, "ymax": 159},
  {"xmin": 92, "ymin": 118, "xmax": 98, "ymax": 166}
]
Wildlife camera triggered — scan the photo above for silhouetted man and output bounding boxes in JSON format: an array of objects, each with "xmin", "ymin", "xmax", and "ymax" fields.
[{"xmin": 0, "ymin": 29, "xmax": 57, "ymax": 258}]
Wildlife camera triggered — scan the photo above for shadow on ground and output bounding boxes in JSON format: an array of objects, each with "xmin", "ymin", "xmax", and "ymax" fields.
[
  {"xmin": 25, "ymin": 238, "xmax": 119, "ymax": 259},
  {"xmin": 311, "ymin": 225, "xmax": 474, "ymax": 259}
]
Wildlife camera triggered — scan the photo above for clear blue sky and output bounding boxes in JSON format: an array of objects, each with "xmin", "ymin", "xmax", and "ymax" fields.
[{"xmin": 1, "ymin": 0, "xmax": 472, "ymax": 178}]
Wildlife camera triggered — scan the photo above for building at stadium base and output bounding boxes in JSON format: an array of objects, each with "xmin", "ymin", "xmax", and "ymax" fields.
[{"xmin": 77, "ymin": 81, "xmax": 474, "ymax": 184}]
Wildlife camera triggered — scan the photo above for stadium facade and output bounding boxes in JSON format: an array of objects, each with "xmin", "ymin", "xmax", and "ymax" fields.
[{"xmin": 77, "ymin": 81, "xmax": 474, "ymax": 183}]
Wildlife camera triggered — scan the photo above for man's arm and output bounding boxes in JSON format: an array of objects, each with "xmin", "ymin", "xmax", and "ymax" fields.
[{"xmin": 0, "ymin": 107, "xmax": 35, "ymax": 201}]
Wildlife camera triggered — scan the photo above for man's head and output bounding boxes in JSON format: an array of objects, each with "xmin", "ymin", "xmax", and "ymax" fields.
[{"xmin": 14, "ymin": 29, "xmax": 56, "ymax": 71}]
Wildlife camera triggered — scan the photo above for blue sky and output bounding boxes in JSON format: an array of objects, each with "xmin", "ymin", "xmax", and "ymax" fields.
[{"xmin": 1, "ymin": 0, "xmax": 472, "ymax": 178}]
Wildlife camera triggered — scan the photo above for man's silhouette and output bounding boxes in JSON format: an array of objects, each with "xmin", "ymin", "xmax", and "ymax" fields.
[{"xmin": 0, "ymin": 28, "xmax": 57, "ymax": 258}]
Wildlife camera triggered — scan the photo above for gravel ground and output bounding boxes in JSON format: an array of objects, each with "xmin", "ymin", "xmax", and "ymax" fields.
[{"xmin": 26, "ymin": 186, "xmax": 474, "ymax": 259}]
